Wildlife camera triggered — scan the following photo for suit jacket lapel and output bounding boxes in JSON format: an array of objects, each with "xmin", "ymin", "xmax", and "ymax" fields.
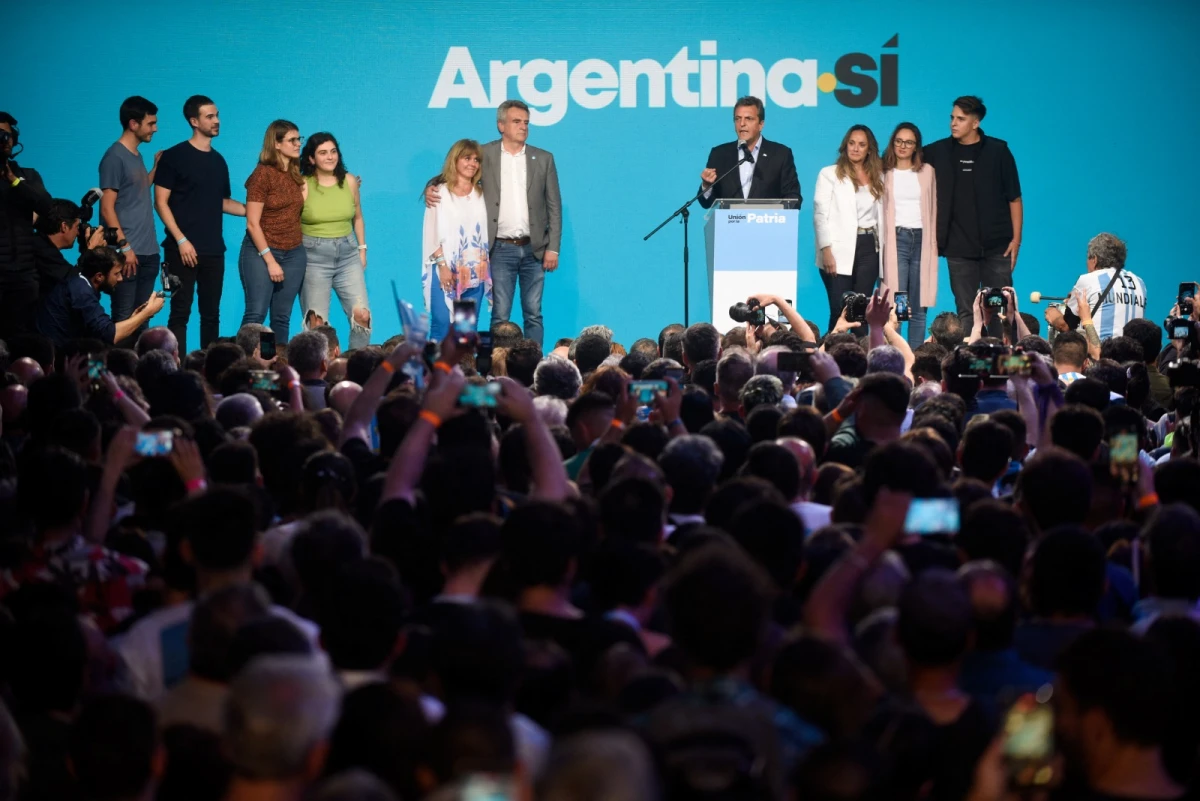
[
  {"xmin": 526, "ymin": 146, "xmax": 536, "ymax": 192},
  {"xmin": 747, "ymin": 138, "xmax": 766, "ymax": 198},
  {"xmin": 483, "ymin": 141, "xmax": 501, "ymax": 195}
]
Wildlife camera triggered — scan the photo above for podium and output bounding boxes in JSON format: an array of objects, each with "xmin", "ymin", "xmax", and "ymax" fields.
[{"xmin": 704, "ymin": 199, "xmax": 801, "ymax": 332}]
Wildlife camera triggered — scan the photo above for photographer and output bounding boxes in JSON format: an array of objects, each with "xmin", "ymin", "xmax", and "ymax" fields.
[
  {"xmin": 968, "ymin": 286, "xmax": 1031, "ymax": 345},
  {"xmin": 34, "ymin": 247, "xmax": 164, "ymax": 347},
  {"xmin": 0, "ymin": 111, "xmax": 53, "ymax": 340},
  {"xmin": 33, "ymin": 199, "xmax": 108, "ymax": 295}
]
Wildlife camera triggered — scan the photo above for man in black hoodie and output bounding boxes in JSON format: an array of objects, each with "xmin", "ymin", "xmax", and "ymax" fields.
[
  {"xmin": 924, "ymin": 96, "xmax": 1023, "ymax": 333},
  {"xmin": 0, "ymin": 111, "xmax": 53, "ymax": 341}
]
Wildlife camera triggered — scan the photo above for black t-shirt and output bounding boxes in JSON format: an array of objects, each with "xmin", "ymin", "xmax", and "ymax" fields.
[
  {"xmin": 946, "ymin": 141, "xmax": 983, "ymax": 257},
  {"xmin": 32, "ymin": 235, "xmax": 73, "ymax": 296},
  {"xmin": 154, "ymin": 141, "xmax": 232, "ymax": 256},
  {"xmin": 930, "ymin": 698, "xmax": 998, "ymax": 801},
  {"xmin": 519, "ymin": 611, "xmax": 644, "ymax": 691}
]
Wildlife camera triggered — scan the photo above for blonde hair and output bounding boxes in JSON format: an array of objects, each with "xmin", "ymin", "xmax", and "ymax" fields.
[
  {"xmin": 441, "ymin": 139, "xmax": 484, "ymax": 193},
  {"xmin": 834, "ymin": 125, "xmax": 884, "ymax": 199},
  {"xmin": 258, "ymin": 119, "xmax": 303, "ymax": 185}
]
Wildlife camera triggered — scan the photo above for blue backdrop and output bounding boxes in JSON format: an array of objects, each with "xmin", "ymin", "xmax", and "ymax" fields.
[{"xmin": 11, "ymin": 0, "xmax": 1199, "ymax": 349}]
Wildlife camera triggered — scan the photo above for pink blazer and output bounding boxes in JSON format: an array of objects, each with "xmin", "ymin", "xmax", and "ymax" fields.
[{"xmin": 881, "ymin": 164, "xmax": 938, "ymax": 308}]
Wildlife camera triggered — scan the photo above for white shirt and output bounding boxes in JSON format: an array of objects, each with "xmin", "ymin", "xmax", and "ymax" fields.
[
  {"xmin": 855, "ymin": 184, "xmax": 878, "ymax": 228},
  {"xmin": 496, "ymin": 144, "xmax": 530, "ymax": 239},
  {"xmin": 1065, "ymin": 268, "xmax": 1148, "ymax": 340},
  {"xmin": 892, "ymin": 169, "xmax": 922, "ymax": 229},
  {"xmin": 116, "ymin": 600, "xmax": 321, "ymax": 701}
]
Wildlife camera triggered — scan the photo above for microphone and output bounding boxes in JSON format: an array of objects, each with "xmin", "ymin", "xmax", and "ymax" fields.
[
  {"xmin": 740, "ymin": 140, "xmax": 755, "ymax": 164},
  {"xmin": 1029, "ymin": 291, "xmax": 1068, "ymax": 304}
]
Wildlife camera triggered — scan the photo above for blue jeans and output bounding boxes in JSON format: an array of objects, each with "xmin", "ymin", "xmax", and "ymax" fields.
[
  {"xmin": 111, "ymin": 253, "xmax": 161, "ymax": 347},
  {"xmin": 238, "ymin": 237, "xmax": 306, "ymax": 344},
  {"xmin": 491, "ymin": 241, "xmax": 545, "ymax": 347},
  {"xmin": 300, "ymin": 233, "xmax": 371, "ymax": 350},
  {"xmin": 894, "ymin": 227, "xmax": 927, "ymax": 350},
  {"xmin": 430, "ymin": 282, "xmax": 487, "ymax": 344}
]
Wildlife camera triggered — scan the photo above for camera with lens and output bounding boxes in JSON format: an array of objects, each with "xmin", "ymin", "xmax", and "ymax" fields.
[
  {"xmin": 75, "ymin": 189, "xmax": 124, "ymax": 251},
  {"xmin": 982, "ymin": 287, "xmax": 1007, "ymax": 309},
  {"xmin": 954, "ymin": 342, "xmax": 1026, "ymax": 379},
  {"xmin": 158, "ymin": 264, "xmax": 182, "ymax": 299},
  {"xmin": 841, "ymin": 292, "xmax": 870, "ymax": 323},
  {"xmin": 729, "ymin": 297, "xmax": 767, "ymax": 326}
]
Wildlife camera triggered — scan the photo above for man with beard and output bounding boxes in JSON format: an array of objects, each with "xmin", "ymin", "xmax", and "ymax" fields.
[{"xmin": 35, "ymin": 247, "xmax": 164, "ymax": 346}]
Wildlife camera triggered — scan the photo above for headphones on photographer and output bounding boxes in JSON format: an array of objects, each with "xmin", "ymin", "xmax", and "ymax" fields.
[{"xmin": 0, "ymin": 112, "xmax": 22, "ymax": 157}]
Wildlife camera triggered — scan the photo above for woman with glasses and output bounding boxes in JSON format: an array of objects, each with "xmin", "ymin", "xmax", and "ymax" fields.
[
  {"xmin": 421, "ymin": 139, "xmax": 492, "ymax": 343},
  {"xmin": 881, "ymin": 122, "xmax": 938, "ymax": 348},
  {"xmin": 812, "ymin": 124, "xmax": 885, "ymax": 332},
  {"xmin": 298, "ymin": 133, "xmax": 370, "ymax": 349},
  {"xmin": 240, "ymin": 120, "xmax": 306, "ymax": 344}
]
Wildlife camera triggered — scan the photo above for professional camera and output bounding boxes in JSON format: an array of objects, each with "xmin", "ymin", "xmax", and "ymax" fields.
[
  {"xmin": 76, "ymin": 188, "xmax": 123, "ymax": 250},
  {"xmin": 1167, "ymin": 358, "xmax": 1200, "ymax": 389},
  {"xmin": 729, "ymin": 297, "xmax": 767, "ymax": 326},
  {"xmin": 982, "ymin": 287, "xmax": 1007, "ymax": 309},
  {"xmin": 841, "ymin": 292, "xmax": 869, "ymax": 323}
]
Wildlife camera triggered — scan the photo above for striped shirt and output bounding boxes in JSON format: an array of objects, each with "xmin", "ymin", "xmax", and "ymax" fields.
[{"xmin": 1065, "ymin": 268, "xmax": 1147, "ymax": 340}]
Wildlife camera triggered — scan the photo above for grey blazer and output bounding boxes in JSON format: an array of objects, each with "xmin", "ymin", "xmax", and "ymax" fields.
[{"xmin": 480, "ymin": 139, "xmax": 562, "ymax": 260}]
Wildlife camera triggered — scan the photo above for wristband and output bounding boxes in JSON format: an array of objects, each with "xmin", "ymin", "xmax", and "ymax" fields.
[
  {"xmin": 419, "ymin": 410, "xmax": 442, "ymax": 428},
  {"xmin": 667, "ymin": 418, "xmax": 684, "ymax": 429},
  {"xmin": 184, "ymin": 478, "xmax": 208, "ymax": 493},
  {"xmin": 176, "ymin": 236, "xmax": 188, "ymax": 245},
  {"xmin": 118, "ymin": 246, "xmax": 131, "ymax": 254},
  {"xmin": 610, "ymin": 419, "xmax": 626, "ymax": 431},
  {"xmin": 433, "ymin": 361, "xmax": 452, "ymax": 375},
  {"xmin": 831, "ymin": 407, "xmax": 845, "ymax": 424},
  {"xmin": 357, "ymin": 244, "xmax": 368, "ymax": 251},
  {"xmin": 112, "ymin": 389, "xmax": 126, "ymax": 401},
  {"xmin": 379, "ymin": 360, "xmax": 396, "ymax": 374},
  {"xmin": 1138, "ymin": 493, "xmax": 1160, "ymax": 510},
  {"xmin": 258, "ymin": 247, "xmax": 271, "ymax": 257},
  {"xmin": 10, "ymin": 177, "xmax": 21, "ymax": 188}
]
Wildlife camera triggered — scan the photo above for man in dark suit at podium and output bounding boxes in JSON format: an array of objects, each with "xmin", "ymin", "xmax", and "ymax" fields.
[{"xmin": 697, "ymin": 96, "xmax": 801, "ymax": 209}]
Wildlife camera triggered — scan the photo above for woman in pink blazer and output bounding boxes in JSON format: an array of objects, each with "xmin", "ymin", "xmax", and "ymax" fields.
[{"xmin": 881, "ymin": 122, "xmax": 938, "ymax": 349}]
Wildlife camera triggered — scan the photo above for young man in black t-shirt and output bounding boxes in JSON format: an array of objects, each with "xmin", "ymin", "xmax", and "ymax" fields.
[
  {"xmin": 923, "ymin": 96, "xmax": 1023, "ymax": 333},
  {"xmin": 153, "ymin": 95, "xmax": 245, "ymax": 352}
]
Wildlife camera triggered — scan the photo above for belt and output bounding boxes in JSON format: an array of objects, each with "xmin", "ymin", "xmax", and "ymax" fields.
[
  {"xmin": 856, "ymin": 227, "xmax": 876, "ymax": 235},
  {"xmin": 495, "ymin": 236, "xmax": 530, "ymax": 246},
  {"xmin": 895, "ymin": 226, "xmax": 922, "ymax": 233}
]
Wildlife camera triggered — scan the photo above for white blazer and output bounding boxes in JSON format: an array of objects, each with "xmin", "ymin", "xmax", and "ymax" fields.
[{"xmin": 812, "ymin": 165, "xmax": 884, "ymax": 278}]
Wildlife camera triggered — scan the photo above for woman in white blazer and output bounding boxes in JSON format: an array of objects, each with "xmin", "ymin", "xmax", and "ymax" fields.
[{"xmin": 812, "ymin": 125, "xmax": 885, "ymax": 332}]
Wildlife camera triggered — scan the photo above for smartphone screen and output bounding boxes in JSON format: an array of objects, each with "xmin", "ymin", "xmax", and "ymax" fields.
[
  {"xmin": 1172, "ymin": 322, "xmax": 1193, "ymax": 340},
  {"xmin": 1003, "ymin": 691, "xmax": 1055, "ymax": 788},
  {"xmin": 894, "ymin": 291, "xmax": 910, "ymax": 321},
  {"xmin": 996, "ymin": 353, "xmax": 1031, "ymax": 376},
  {"xmin": 135, "ymin": 430, "xmax": 175, "ymax": 457},
  {"xmin": 903, "ymin": 498, "xmax": 960, "ymax": 535},
  {"xmin": 662, "ymin": 368, "xmax": 685, "ymax": 385},
  {"xmin": 1110, "ymin": 431, "xmax": 1140, "ymax": 484},
  {"xmin": 776, "ymin": 351, "xmax": 808, "ymax": 372},
  {"xmin": 249, "ymin": 370, "xmax": 280, "ymax": 392},
  {"xmin": 629, "ymin": 380, "xmax": 668, "ymax": 404},
  {"xmin": 86, "ymin": 357, "xmax": 106, "ymax": 380},
  {"xmin": 477, "ymin": 331, "xmax": 494, "ymax": 350},
  {"xmin": 259, "ymin": 331, "xmax": 277, "ymax": 360},
  {"xmin": 453, "ymin": 300, "xmax": 478, "ymax": 345},
  {"xmin": 1179, "ymin": 282, "xmax": 1196, "ymax": 303},
  {"xmin": 459, "ymin": 382, "xmax": 501, "ymax": 408}
]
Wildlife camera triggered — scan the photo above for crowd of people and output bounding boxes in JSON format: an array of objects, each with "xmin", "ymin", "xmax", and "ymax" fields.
[{"xmin": 0, "ymin": 238, "xmax": 1195, "ymax": 801}]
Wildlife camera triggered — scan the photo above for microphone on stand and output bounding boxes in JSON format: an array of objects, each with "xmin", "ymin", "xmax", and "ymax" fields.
[
  {"xmin": 739, "ymin": 139, "xmax": 755, "ymax": 164},
  {"xmin": 1029, "ymin": 291, "xmax": 1069, "ymax": 304}
]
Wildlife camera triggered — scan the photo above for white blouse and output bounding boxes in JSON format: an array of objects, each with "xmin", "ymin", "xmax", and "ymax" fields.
[
  {"xmin": 892, "ymin": 169, "xmax": 922, "ymax": 228},
  {"xmin": 855, "ymin": 184, "xmax": 878, "ymax": 228}
]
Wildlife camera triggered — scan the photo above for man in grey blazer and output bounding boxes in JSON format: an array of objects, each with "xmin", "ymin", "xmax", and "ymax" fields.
[{"xmin": 426, "ymin": 99, "xmax": 562, "ymax": 347}]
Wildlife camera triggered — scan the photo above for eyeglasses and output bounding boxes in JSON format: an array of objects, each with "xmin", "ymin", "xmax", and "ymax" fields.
[
  {"xmin": 284, "ymin": 136, "xmax": 304, "ymax": 145},
  {"xmin": 894, "ymin": 139, "xmax": 916, "ymax": 147}
]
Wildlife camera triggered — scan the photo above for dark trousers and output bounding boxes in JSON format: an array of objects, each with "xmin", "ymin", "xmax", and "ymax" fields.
[
  {"xmin": 821, "ymin": 232, "xmax": 879, "ymax": 332},
  {"xmin": 0, "ymin": 278, "xmax": 38, "ymax": 343},
  {"xmin": 165, "ymin": 247, "xmax": 225, "ymax": 354},
  {"xmin": 111, "ymin": 254, "xmax": 161, "ymax": 349},
  {"xmin": 947, "ymin": 253, "xmax": 1012, "ymax": 331}
]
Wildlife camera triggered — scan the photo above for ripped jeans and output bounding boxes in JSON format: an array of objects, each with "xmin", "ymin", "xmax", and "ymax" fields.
[{"xmin": 300, "ymin": 233, "xmax": 371, "ymax": 350}]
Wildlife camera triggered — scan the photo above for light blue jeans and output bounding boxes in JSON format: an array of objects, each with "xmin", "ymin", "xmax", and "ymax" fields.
[
  {"xmin": 894, "ymin": 227, "xmax": 928, "ymax": 350},
  {"xmin": 300, "ymin": 233, "xmax": 371, "ymax": 350}
]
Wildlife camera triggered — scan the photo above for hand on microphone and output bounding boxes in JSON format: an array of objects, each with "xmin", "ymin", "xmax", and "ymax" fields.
[{"xmin": 700, "ymin": 167, "xmax": 718, "ymax": 187}]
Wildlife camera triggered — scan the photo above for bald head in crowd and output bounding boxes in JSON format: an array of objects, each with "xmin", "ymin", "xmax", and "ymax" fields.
[
  {"xmin": 135, "ymin": 327, "xmax": 180, "ymax": 362},
  {"xmin": 10, "ymin": 358, "xmax": 43, "ymax": 386},
  {"xmin": 328, "ymin": 381, "xmax": 362, "ymax": 420},
  {"xmin": 777, "ymin": 437, "xmax": 817, "ymax": 500}
]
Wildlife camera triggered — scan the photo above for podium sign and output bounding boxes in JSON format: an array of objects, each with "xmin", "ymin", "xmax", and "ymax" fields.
[{"xmin": 704, "ymin": 201, "xmax": 800, "ymax": 332}]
